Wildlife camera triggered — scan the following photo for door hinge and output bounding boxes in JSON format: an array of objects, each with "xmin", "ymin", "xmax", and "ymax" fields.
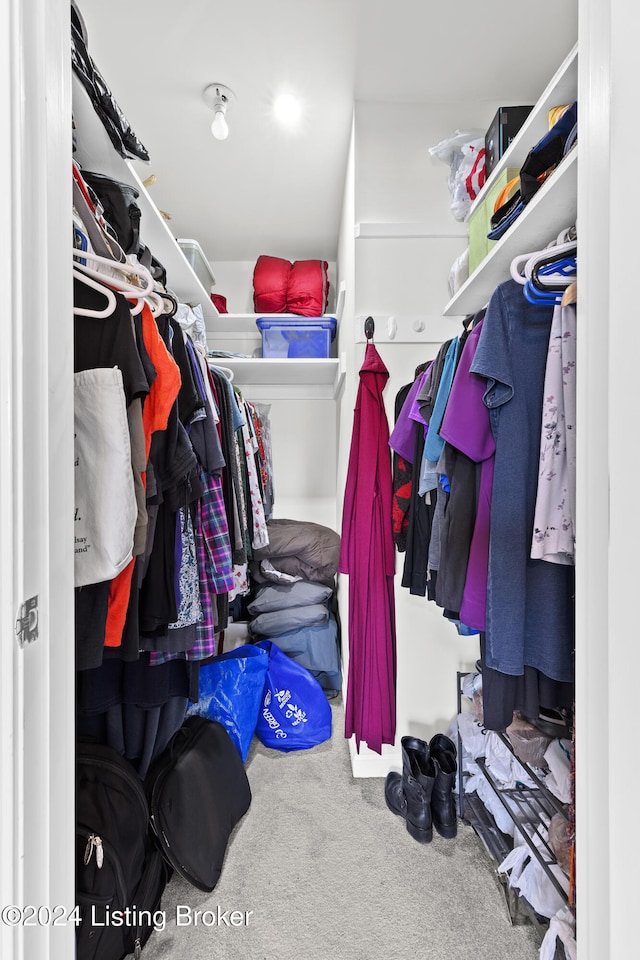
[{"xmin": 15, "ymin": 595, "xmax": 39, "ymax": 647}]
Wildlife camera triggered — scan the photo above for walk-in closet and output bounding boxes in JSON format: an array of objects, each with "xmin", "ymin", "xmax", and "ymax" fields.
[{"xmin": 1, "ymin": 1, "xmax": 636, "ymax": 959}]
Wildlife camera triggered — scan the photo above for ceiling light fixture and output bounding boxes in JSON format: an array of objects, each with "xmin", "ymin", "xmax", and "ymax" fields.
[
  {"xmin": 203, "ymin": 83, "xmax": 236, "ymax": 141},
  {"xmin": 273, "ymin": 93, "xmax": 302, "ymax": 126}
]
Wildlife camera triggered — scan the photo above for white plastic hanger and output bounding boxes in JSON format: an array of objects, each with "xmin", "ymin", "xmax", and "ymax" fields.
[
  {"xmin": 72, "ymin": 248, "xmax": 164, "ymax": 317},
  {"xmin": 212, "ymin": 364, "xmax": 234, "ymax": 382},
  {"xmin": 72, "ymin": 267, "xmax": 117, "ymax": 317},
  {"xmin": 510, "ymin": 238, "xmax": 577, "ymax": 287}
]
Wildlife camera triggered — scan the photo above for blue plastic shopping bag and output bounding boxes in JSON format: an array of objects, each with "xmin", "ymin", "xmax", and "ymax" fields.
[
  {"xmin": 254, "ymin": 639, "xmax": 332, "ymax": 752},
  {"xmin": 186, "ymin": 644, "xmax": 269, "ymax": 761}
]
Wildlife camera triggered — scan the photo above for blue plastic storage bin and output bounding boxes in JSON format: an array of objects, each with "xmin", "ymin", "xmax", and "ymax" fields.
[{"xmin": 256, "ymin": 317, "xmax": 336, "ymax": 358}]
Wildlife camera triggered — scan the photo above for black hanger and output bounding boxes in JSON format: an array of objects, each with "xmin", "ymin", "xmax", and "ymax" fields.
[
  {"xmin": 530, "ymin": 244, "xmax": 577, "ymax": 293},
  {"xmin": 161, "ymin": 291, "xmax": 178, "ymax": 318}
]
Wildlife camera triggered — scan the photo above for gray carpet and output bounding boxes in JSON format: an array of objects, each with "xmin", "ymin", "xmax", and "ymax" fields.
[{"xmin": 141, "ymin": 698, "xmax": 540, "ymax": 960}]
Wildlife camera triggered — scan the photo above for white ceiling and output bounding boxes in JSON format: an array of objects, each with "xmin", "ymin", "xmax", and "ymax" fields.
[{"xmin": 77, "ymin": 0, "xmax": 578, "ymax": 263}]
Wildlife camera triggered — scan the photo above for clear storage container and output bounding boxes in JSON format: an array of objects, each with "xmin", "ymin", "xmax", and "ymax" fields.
[
  {"xmin": 176, "ymin": 238, "xmax": 216, "ymax": 291},
  {"xmin": 256, "ymin": 317, "xmax": 336, "ymax": 358}
]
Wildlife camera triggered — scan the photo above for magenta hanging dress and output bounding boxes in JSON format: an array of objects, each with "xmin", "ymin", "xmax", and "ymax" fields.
[{"xmin": 339, "ymin": 343, "xmax": 396, "ymax": 754}]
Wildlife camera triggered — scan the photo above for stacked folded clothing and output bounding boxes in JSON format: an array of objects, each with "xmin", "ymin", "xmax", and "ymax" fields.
[
  {"xmin": 247, "ymin": 521, "xmax": 342, "ymax": 697},
  {"xmin": 247, "ymin": 580, "xmax": 332, "ymax": 637},
  {"xmin": 250, "ymin": 518, "xmax": 341, "ymax": 587}
]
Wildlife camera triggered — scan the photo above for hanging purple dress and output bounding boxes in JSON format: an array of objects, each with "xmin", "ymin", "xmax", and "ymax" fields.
[{"xmin": 339, "ymin": 343, "xmax": 396, "ymax": 754}]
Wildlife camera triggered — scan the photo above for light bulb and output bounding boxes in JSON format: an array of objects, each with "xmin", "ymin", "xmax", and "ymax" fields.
[{"xmin": 211, "ymin": 109, "xmax": 229, "ymax": 140}]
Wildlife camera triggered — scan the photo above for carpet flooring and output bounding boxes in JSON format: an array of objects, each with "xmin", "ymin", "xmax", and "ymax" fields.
[{"xmin": 141, "ymin": 697, "xmax": 541, "ymax": 960}]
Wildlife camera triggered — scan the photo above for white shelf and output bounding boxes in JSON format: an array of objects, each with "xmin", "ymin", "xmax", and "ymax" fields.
[
  {"xmin": 208, "ymin": 356, "xmax": 346, "ymax": 401},
  {"xmin": 71, "ymin": 73, "xmax": 219, "ymax": 323},
  {"xmin": 444, "ymin": 148, "xmax": 577, "ymax": 317},
  {"xmin": 124, "ymin": 163, "xmax": 220, "ymax": 321},
  {"xmin": 467, "ymin": 42, "xmax": 578, "ymax": 220},
  {"xmin": 444, "ymin": 41, "xmax": 578, "ymax": 319},
  {"xmin": 354, "ymin": 222, "xmax": 466, "ymax": 240},
  {"xmin": 207, "ymin": 280, "xmax": 345, "ymax": 336}
]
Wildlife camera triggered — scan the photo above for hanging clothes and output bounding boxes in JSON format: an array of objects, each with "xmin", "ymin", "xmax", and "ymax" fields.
[
  {"xmin": 530, "ymin": 299, "xmax": 577, "ymax": 564},
  {"xmin": 438, "ymin": 312, "xmax": 493, "ymax": 629},
  {"xmin": 339, "ymin": 342, "xmax": 396, "ymax": 755},
  {"xmin": 469, "ymin": 278, "xmax": 575, "ymax": 684},
  {"xmin": 400, "ymin": 397, "xmax": 437, "ymax": 598},
  {"xmin": 390, "ymin": 365, "xmax": 430, "ymax": 553}
]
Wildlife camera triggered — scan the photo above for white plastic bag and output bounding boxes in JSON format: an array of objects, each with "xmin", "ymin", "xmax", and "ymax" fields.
[
  {"xmin": 429, "ymin": 130, "xmax": 486, "ymax": 220},
  {"xmin": 499, "ymin": 838, "xmax": 569, "ymax": 920},
  {"xmin": 498, "ymin": 844, "xmax": 530, "ymax": 887},
  {"xmin": 544, "ymin": 738, "xmax": 573, "ymax": 803},
  {"xmin": 539, "ymin": 906, "xmax": 577, "ymax": 960},
  {"xmin": 457, "ymin": 711, "xmax": 488, "ymax": 759},
  {"xmin": 448, "ymin": 246, "xmax": 469, "ymax": 296},
  {"xmin": 515, "ymin": 858, "xmax": 568, "ymax": 919},
  {"xmin": 461, "ymin": 672, "xmax": 481, "ymax": 700},
  {"xmin": 467, "ymin": 774, "xmax": 516, "ymax": 836},
  {"xmin": 174, "ymin": 301, "xmax": 207, "ymax": 349}
]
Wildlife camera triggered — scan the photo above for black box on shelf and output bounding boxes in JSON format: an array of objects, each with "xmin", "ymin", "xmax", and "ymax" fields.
[{"xmin": 484, "ymin": 105, "xmax": 534, "ymax": 178}]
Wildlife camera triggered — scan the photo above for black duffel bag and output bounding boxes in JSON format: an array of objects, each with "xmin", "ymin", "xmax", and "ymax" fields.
[{"xmin": 145, "ymin": 716, "xmax": 252, "ymax": 892}]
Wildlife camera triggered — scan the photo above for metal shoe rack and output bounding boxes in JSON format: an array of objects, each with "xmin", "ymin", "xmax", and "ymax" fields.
[{"xmin": 456, "ymin": 672, "xmax": 574, "ymax": 940}]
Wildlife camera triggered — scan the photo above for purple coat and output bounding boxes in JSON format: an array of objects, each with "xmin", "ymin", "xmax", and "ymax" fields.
[{"xmin": 339, "ymin": 344, "xmax": 396, "ymax": 754}]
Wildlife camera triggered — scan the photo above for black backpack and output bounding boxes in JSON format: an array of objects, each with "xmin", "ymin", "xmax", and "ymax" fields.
[
  {"xmin": 76, "ymin": 742, "xmax": 168, "ymax": 960},
  {"xmin": 81, "ymin": 171, "xmax": 142, "ymax": 255}
]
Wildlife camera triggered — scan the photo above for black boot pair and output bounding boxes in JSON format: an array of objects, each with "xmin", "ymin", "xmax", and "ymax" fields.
[{"xmin": 384, "ymin": 734, "xmax": 457, "ymax": 843}]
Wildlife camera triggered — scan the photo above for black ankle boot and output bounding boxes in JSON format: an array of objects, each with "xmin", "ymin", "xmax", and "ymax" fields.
[
  {"xmin": 385, "ymin": 737, "xmax": 435, "ymax": 843},
  {"xmin": 429, "ymin": 734, "xmax": 457, "ymax": 839}
]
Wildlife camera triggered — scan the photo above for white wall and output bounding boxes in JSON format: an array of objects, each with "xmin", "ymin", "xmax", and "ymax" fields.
[
  {"xmin": 268, "ymin": 398, "xmax": 338, "ymax": 530},
  {"xmin": 355, "ymin": 100, "xmax": 501, "ymax": 228},
  {"xmin": 341, "ymin": 99, "xmax": 505, "ymax": 774}
]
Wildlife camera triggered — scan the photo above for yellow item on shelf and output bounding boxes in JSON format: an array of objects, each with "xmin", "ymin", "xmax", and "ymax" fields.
[
  {"xmin": 548, "ymin": 105, "xmax": 570, "ymax": 129},
  {"xmin": 492, "ymin": 176, "xmax": 520, "ymax": 213}
]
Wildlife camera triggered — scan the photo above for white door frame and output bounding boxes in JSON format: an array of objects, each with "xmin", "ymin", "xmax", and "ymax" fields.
[
  {"xmin": 577, "ymin": 2, "xmax": 640, "ymax": 957},
  {"xmin": 0, "ymin": 1, "xmax": 75, "ymax": 958}
]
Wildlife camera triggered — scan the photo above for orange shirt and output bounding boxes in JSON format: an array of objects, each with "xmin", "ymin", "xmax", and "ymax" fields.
[{"xmin": 104, "ymin": 303, "xmax": 181, "ymax": 647}]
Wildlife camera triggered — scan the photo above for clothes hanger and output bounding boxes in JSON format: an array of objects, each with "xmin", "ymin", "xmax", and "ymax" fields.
[
  {"xmin": 561, "ymin": 281, "xmax": 577, "ymax": 306},
  {"xmin": 510, "ymin": 226, "xmax": 577, "ymax": 284},
  {"xmin": 73, "ymin": 214, "xmax": 89, "ymax": 264},
  {"xmin": 208, "ymin": 361, "xmax": 234, "ymax": 382},
  {"xmin": 73, "ymin": 267, "xmax": 117, "ymax": 317},
  {"xmin": 522, "ymin": 283, "xmax": 566, "ymax": 306},
  {"xmin": 72, "ymin": 249, "xmax": 163, "ymax": 317},
  {"xmin": 523, "ymin": 259, "xmax": 576, "ymax": 305},
  {"xmin": 160, "ymin": 290, "xmax": 178, "ymax": 318},
  {"xmin": 215, "ymin": 365, "xmax": 234, "ymax": 382},
  {"xmin": 73, "ymin": 258, "xmax": 158, "ymax": 316},
  {"xmin": 72, "ymin": 247, "xmax": 154, "ymax": 288},
  {"xmin": 510, "ymin": 238, "xmax": 577, "ymax": 290},
  {"xmin": 530, "ymin": 248, "xmax": 577, "ymax": 290}
]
